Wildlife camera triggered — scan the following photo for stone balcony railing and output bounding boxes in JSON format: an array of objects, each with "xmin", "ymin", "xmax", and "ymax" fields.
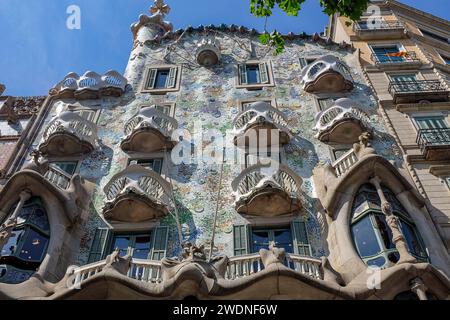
[
  {"xmin": 314, "ymin": 98, "xmax": 371, "ymax": 144},
  {"xmin": 388, "ymin": 80, "xmax": 449, "ymax": 104},
  {"xmin": 300, "ymin": 55, "xmax": 353, "ymax": 93},
  {"xmin": 121, "ymin": 106, "xmax": 178, "ymax": 153},
  {"xmin": 39, "ymin": 111, "xmax": 98, "ymax": 157},
  {"xmin": 331, "ymin": 148, "xmax": 360, "ymax": 177},
  {"xmin": 66, "ymin": 248, "xmax": 323, "ymax": 290},
  {"xmin": 103, "ymin": 165, "xmax": 173, "ymax": 223},
  {"xmin": 416, "ymin": 128, "xmax": 450, "ymax": 161},
  {"xmin": 232, "ymin": 102, "xmax": 291, "ymax": 146},
  {"xmin": 49, "ymin": 70, "xmax": 128, "ymax": 99},
  {"xmin": 231, "ymin": 163, "xmax": 303, "ymax": 216},
  {"xmin": 43, "ymin": 165, "xmax": 73, "ymax": 190}
]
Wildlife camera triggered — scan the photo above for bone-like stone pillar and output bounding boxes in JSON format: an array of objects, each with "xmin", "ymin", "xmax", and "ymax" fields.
[{"xmin": 410, "ymin": 277, "xmax": 428, "ymax": 300}]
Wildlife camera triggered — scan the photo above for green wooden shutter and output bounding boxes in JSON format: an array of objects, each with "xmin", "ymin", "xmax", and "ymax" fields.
[
  {"xmin": 151, "ymin": 226, "xmax": 169, "ymax": 260},
  {"xmin": 166, "ymin": 67, "xmax": 178, "ymax": 88},
  {"xmin": 88, "ymin": 228, "xmax": 111, "ymax": 263},
  {"xmin": 259, "ymin": 62, "xmax": 269, "ymax": 84},
  {"xmin": 291, "ymin": 220, "xmax": 311, "ymax": 256},
  {"xmin": 238, "ymin": 64, "xmax": 248, "ymax": 85},
  {"xmin": 299, "ymin": 58, "xmax": 308, "ymax": 69},
  {"xmin": 233, "ymin": 224, "xmax": 249, "ymax": 256},
  {"xmin": 146, "ymin": 69, "xmax": 157, "ymax": 89}
]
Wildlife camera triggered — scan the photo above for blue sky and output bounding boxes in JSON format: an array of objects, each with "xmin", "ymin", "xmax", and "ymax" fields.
[{"xmin": 0, "ymin": 0, "xmax": 448, "ymax": 96}]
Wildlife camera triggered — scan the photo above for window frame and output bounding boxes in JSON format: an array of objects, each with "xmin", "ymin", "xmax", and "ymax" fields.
[
  {"xmin": 236, "ymin": 60, "xmax": 275, "ymax": 90},
  {"xmin": 127, "ymin": 157, "xmax": 163, "ymax": 175},
  {"xmin": 141, "ymin": 65, "xmax": 182, "ymax": 94}
]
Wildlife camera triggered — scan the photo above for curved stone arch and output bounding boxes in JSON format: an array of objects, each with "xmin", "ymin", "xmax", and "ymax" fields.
[
  {"xmin": 0, "ymin": 170, "xmax": 87, "ymax": 286},
  {"xmin": 323, "ymin": 155, "xmax": 450, "ymax": 280}
]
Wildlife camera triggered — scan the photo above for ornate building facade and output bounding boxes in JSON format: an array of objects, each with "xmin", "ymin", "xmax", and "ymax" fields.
[{"xmin": 0, "ymin": 0, "xmax": 449, "ymax": 300}]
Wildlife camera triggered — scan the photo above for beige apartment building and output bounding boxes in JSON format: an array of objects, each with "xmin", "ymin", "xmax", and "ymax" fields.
[{"xmin": 328, "ymin": 0, "xmax": 450, "ymax": 253}]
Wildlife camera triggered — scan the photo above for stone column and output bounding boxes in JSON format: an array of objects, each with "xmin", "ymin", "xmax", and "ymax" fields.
[
  {"xmin": 410, "ymin": 278, "xmax": 428, "ymax": 300},
  {"xmin": 370, "ymin": 176, "xmax": 416, "ymax": 264},
  {"xmin": 0, "ymin": 190, "xmax": 32, "ymax": 247}
]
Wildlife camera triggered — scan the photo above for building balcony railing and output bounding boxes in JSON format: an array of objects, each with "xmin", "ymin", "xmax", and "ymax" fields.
[
  {"xmin": 314, "ymin": 98, "xmax": 371, "ymax": 144},
  {"xmin": 388, "ymin": 80, "xmax": 449, "ymax": 104},
  {"xmin": 353, "ymin": 21, "xmax": 405, "ymax": 39},
  {"xmin": 233, "ymin": 102, "xmax": 291, "ymax": 146},
  {"xmin": 39, "ymin": 112, "xmax": 98, "ymax": 156},
  {"xmin": 331, "ymin": 149, "xmax": 359, "ymax": 177},
  {"xmin": 301, "ymin": 55, "xmax": 353, "ymax": 93},
  {"xmin": 121, "ymin": 106, "xmax": 178, "ymax": 153},
  {"xmin": 416, "ymin": 128, "xmax": 450, "ymax": 161},
  {"xmin": 102, "ymin": 165, "xmax": 173, "ymax": 223},
  {"xmin": 43, "ymin": 165, "xmax": 72, "ymax": 190},
  {"xmin": 68, "ymin": 251, "xmax": 322, "ymax": 289},
  {"xmin": 371, "ymin": 51, "xmax": 421, "ymax": 67},
  {"xmin": 231, "ymin": 163, "xmax": 303, "ymax": 216}
]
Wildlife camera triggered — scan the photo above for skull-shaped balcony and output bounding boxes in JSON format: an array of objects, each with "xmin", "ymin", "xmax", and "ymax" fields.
[
  {"xmin": 314, "ymin": 98, "xmax": 372, "ymax": 144},
  {"xmin": 121, "ymin": 106, "xmax": 178, "ymax": 153},
  {"xmin": 231, "ymin": 163, "xmax": 303, "ymax": 217},
  {"xmin": 196, "ymin": 37, "xmax": 221, "ymax": 66},
  {"xmin": 102, "ymin": 165, "xmax": 173, "ymax": 223},
  {"xmin": 232, "ymin": 102, "xmax": 292, "ymax": 147},
  {"xmin": 301, "ymin": 55, "xmax": 353, "ymax": 93},
  {"xmin": 38, "ymin": 111, "xmax": 98, "ymax": 157}
]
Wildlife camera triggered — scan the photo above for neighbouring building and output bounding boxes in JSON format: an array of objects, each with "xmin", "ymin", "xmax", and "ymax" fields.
[{"xmin": 0, "ymin": 0, "xmax": 449, "ymax": 300}]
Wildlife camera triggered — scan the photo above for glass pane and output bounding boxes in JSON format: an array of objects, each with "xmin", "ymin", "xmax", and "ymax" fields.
[
  {"xmin": 273, "ymin": 229, "xmax": 293, "ymax": 253},
  {"xmin": 251, "ymin": 230, "xmax": 270, "ymax": 253},
  {"xmin": 373, "ymin": 214, "xmax": 395, "ymax": 250},
  {"xmin": 111, "ymin": 236, "xmax": 131, "ymax": 257},
  {"xmin": 352, "ymin": 216, "xmax": 381, "ymax": 258},
  {"xmin": 52, "ymin": 162, "xmax": 77, "ymax": 175},
  {"xmin": 318, "ymin": 98, "xmax": 335, "ymax": 111},
  {"xmin": 18, "ymin": 229, "xmax": 49, "ymax": 262},
  {"xmin": 366, "ymin": 256, "xmax": 386, "ymax": 268},
  {"xmin": 373, "ymin": 46, "xmax": 404, "ymax": 63},
  {"xmin": 153, "ymin": 105, "xmax": 171, "ymax": 115},
  {"xmin": 155, "ymin": 70, "xmax": 169, "ymax": 89},
  {"xmin": 246, "ymin": 65, "xmax": 260, "ymax": 84},
  {"xmin": 0, "ymin": 229, "xmax": 25, "ymax": 257},
  {"xmin": 132, "ymin": 236, "xmax": 151, "ymax": 259},
  {"xmin": 28, "ymin": 207, "xmax": 50, "ymax": 233},
  {"xmin": 399, "ymin": 220, "xmax": 427, "ymax": 258},
  {"xmin": 415, "ymin": 117, "xmax": 448, "ymax": 130}
]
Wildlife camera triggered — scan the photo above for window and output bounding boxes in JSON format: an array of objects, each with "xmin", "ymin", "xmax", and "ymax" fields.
[
  {"xmin": 50, "ymin": 161, "xmax": 78, "ymax": 176},
  {"xmin": 237, "ymin": 61, "xmax": 273, "ymax": 88},
  {"xmin": 372, "ymin": 45, "xmax": 405, "ymax": 63},
  {"xmin": 233, "ymin": 220, "xmax": 311, "ymax": 257},
  {"xmin": 128, "ymin": 158, "xmax": 163, "ymax": 174},
  {"xmin": 419, "ymin": 28, "xmax": 449, "ymax": 44},
  {"xmin": 244, "ymin": 150, "xmax": 281, "ymax": 168},
  {"xmin": 299, "ymin": 57, "xmax": 317, "ymax": 69},
  {"xmin": 0, "ymin": 197, "xmax": 50, "ymax": 284},
  {"xmin": 439, "ymin": 53, "xmax": 450, "ymax": 65},
  {"xmin": 390, "ymin": 74, "xmax": 422, "ymax": 92},
  {"xmin": 88, "ymin": 226, "xmax": 169, "ymax": 264},
  {"xmin": 317, "ymin": 98, "xmax": 336, "ymax": 111},
  {"xmin": 143, "ymin": 66, "xmax": 180, "ymax": 93},
  {"xmin": 70, "ymin": 108, "xmax": 100, "ymax": 123},
  {"xmin": 351, "ymin": 184, "xmax": 427, "ymax": 268},
  {"xmin": 332, "ymin": 146, "xmax": 352, "ymax": 161},
  {"xmin": 414, "ymin": 116, "xmax": 449, "ymax": 130}
]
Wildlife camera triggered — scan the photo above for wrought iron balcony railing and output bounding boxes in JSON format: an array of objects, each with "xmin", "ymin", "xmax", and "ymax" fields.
[
  {"xmin": 371, "ymin": 51, "xmax": 420, "ymax": 64},
  {"xmin": 417, "ymin": 128, "xmax": 450, "ymax": 151},
  {"xmin": 354, "ymin": 20, "xmax": 404, "ymax": 31},
  {"xmin": 389, "ymin": 80, "xmax": 448, "ymax": 95}
]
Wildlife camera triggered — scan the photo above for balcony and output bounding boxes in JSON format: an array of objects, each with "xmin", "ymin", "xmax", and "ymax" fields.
[
  {"xmin": 314, "ymin": 98, "xmax": 371, "ymax": 144},
  {"xmin": 231, "ymin": 163, "xmax": 303, "ymax": 216},
  {"xmin": 417, "ymin": 128, "xmax": 450, "ymax": 161},
  {"xmin": 388, "ymin": 80, "xmax": 449, "ymax": 104},
  {"xmin": 232, "ymin": 102, "xmax": 291, "ymax": 147},
  {"xmin": 102, "ymin": 165, "xmax": 173, "ymax": 223},
  {"xmin": 43, "ymin": 165, "xmax": 73, "ymax": 190},
  {"xmin": 39, "ymin": 112, "xmax": 98, "ymax": 157},
  {"xmin": 301, "ymin": 55, "xmax": 353, "ymax": 93},
  {"xmin": 371, "ymin": 51, "xmax": 421, "ymax": 70},
  {"xmin": 353, "ymin": 21, "xmax": 405, "ymax": 40},
  {"xmin": 121, "ymin": 106, "xmax": 178, "ymax": 153}
]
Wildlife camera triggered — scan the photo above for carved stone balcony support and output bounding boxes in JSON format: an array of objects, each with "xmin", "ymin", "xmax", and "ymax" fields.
[
  {"xmin": 231, "ymin": 163, "xmax": 303, "ymax": 216},
  {"xmin": 314, "ymin": 98, "xmax": 371, "ymax": 144},
  {"xmin": 49, "ymin": 71, "xmax": 128, "ymax": 99},
  {"xmin": 301, "ymin": 55, "xmax": 353, "ymax": 93},
  {"xmin": 121, "ymin": 106, "xmax": 178, "ymax": 153},
  {"xmin": 232, "ymin": 102, "xmax": 292, "ymax": 147},
  {"xmin": 39, "ymin": 111, "xmax": 98, "ymax": 157},
  {"xmin": 196, "ymin": 37, "xmax": 221, "ymax": 66},
  {"xmin": 102, "ymin": 165, "xmax": 173, "ymax": 223}
]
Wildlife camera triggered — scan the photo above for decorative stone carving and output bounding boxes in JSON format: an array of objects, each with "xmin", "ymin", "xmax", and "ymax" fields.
[
  {"xmin": 181, "ymin": 242, "xmax": 207, "ymax": 261},
  {"xmin": 314, "ymin": 98, "xmax": 372, "ymax": 144},
  {"xmin": 196, "ymin": 37, "xmax": 221, "ymax": 66},
  {"xmin": 300, "ymin": 55, "xmax": 353, "ymax": 93},
  {"xmin": 104, "ymin": 250, "xmax": 133, "ymax": 276},
  {"xmin": 259, "ymin": 242, "xmax": 286, "ymax": 268},
  {"xmin": 49, "ymin": 71, "xmax": 127, "ymax": 99},
  {"xmin": 131, "ymin": 0, "xmax": 174, "ymax": 43},
  {"xmin": 410, "ymin": 277, "xmax": 428, "ymax": 300}
]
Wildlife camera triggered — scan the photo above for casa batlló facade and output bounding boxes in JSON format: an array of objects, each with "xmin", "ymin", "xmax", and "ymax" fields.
[{"xmin": 0, "ymin": 0, "xmax": 449, "ymax": 300}]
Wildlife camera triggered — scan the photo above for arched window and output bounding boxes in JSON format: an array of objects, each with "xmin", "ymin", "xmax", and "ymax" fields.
[
  {"xmin": 0, "ymin": 197, "xmax": 50, "ymax": 284},
  {"xmin": 351, "ymin": 184, "xmax": 427, "ymax": 268}
]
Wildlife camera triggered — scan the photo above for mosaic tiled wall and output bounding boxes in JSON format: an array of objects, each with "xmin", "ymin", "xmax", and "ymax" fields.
[{"xmin": 25, "ymin": 31, "xmax": 403, "ymax": 265}]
